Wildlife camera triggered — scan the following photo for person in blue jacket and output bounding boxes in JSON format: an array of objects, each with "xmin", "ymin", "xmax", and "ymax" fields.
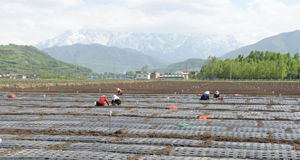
[{"xmin": 200, "ymin": 91, "xmax": 210, "ymax": 100}]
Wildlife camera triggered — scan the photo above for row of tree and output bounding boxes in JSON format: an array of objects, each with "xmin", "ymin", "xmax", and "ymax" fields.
[{"xmin": 201, "ymin": 51, "xmax": 300, "ymax": 79}]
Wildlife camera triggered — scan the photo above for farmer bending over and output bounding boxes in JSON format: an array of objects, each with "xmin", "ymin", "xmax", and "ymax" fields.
[
  {"xmin": 213, "ymin": 90, "xmax": 220, "ymax": 99},
  {"xmin": 200, "ymin": 91, "xmax": 210, "ymax": 100},
  {"xmin": 117, "ymin": 88, "xmax": 123, "ymax": 95},
  {"xmin": 95, "ymin": 95, "xmax": 109, "ymax": 106},
  {"xmin": 111, "ymin": 93, "xmax": 121, "ymax": 105}
]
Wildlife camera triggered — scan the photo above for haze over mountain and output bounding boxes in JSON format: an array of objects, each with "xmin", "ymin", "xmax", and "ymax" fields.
[
  {"xmin": 43, "ymin": 44, "xmax": 169, "ymax": 74},
  {"xmin": 155, "ymin": 58, "xmax": 207, "ymax": 73},
  {"xmin": 37, "ymin": 29, "xmax": 243, "ymax": 62},
  {"xmin": 219, "ymin": 30, "xmax": 300, "ymax": 60}
]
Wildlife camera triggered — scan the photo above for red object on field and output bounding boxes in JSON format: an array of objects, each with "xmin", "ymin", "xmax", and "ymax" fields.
[
  {"xmin": 8, "ymin": 94, "xmax": 16, "ymax": 98},
  {"xmin": 198, "ymin": 116, "xmax": 214, "ymax": 119},
  {"xmin": 234, "ymin": 94, "xmax": 239, "ymax": 97},
  {"xmin": 197, "ymin": 94, "xmax": 202, "ymax": 96},
  {"xmin": 169, "ymin": 106, "xmax": 178, "ymax": 109}
]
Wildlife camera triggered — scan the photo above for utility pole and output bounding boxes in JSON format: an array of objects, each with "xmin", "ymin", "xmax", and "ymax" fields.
[
  {"xmin": 230, "ymin": 60, "xmax": 232, "ymax": 81},
  {"xmin": 74, "ymin": 54, "xmax": 76, "ymax": 78},
  {"xmin": 193, "ymin": 63, "xmax": 194, "ymax": 71},
  {"xmin": 193, "ymin": 63, "xmax": 195, "ymax": 80},
  {"xmin": 155, "ymin": 64, "xmax": 157, "ymax": 80},
  {"xmin": 186, "ymin": 61, "xmax": 188, "ymax": 81},
  {"xmin": 186, "ymin": 61, "xmax": 187, "ymax": 73},
  {"xmin": 114, "ymin": 65, "xmax": 115, "ymax": 79}
]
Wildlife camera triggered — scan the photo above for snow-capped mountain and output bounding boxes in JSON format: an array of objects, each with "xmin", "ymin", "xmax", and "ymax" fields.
[{"xmin": 36, "ymin": 29, "xmax": 244, "ymax": 62}]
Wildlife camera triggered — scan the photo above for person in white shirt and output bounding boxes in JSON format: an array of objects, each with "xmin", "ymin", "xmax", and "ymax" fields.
[{"xmin": 111, "ymin": 93, "xmax": 121, "ymax": 105}]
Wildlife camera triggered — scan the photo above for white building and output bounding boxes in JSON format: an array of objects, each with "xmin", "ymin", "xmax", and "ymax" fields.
[
  {"xmin": 135, "ymin": 71, "xmax": 151, "ymax": 79},
  {"xmin": 15, "ymin": 74, "xmax": 26, "ymax": 79}
]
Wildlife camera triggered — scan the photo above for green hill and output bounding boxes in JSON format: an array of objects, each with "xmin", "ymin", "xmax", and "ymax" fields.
[
  {"xmin": 0, "ymin": 44, "xmax": 94, "ymax": 77},
  {"xmin": 219, "ymin": 30, "xmax": 300, "ymax": 60},
  {"xmin": 43, "ymin": 44, "xmax": 170, "ymax": 74},
  {"xmin": 155, "ymin": 58, "xmax": 207, "ymax": 73}
]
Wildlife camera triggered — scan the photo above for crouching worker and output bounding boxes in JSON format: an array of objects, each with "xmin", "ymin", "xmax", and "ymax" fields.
[
  {"xmin": 95, "ymin": 95, "xmax": 109, "ymax": 106},
  {"xmin": 111, "ymin": 94, "xmax": 121, "ymax": 105},
  {"xmin": 117, "ymin": 88, "xmax": 123, "ymax": 95},
  {"xmin": 213, "ymin": 90, "xmax": 220, "ymax": 100},
  {"xmin": 200, "ymin": 91, "xmax": 210, "ymax": 100}
]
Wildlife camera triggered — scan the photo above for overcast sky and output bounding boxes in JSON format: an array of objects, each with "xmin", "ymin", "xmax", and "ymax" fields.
[{"xmin": 1, "ymin": 0, "xmax": 299, "ymax": 46}]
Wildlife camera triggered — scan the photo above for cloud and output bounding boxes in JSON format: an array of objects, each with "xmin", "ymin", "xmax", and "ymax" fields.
[
  {"xmin": 238, "ymin": 0, "xmax": 300, "ymax": 43},
  {"xmin": 2, "ymin": 0, "xmax": 85, "ymax": 9},
  {"xmin": 121, "ymin": 0, "xmax": 233, "ymax": 15},
  {"xmin": 0, "ymin": 0, "xmax": 299, "ymax": 45}
]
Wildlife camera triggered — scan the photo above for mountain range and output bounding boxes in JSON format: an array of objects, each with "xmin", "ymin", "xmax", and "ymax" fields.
[
  {"xmin": 219, "ymin": 30, "xmax": 300, "ymax": 59},
  {"xmin": 43, "ymin": 44, "xmax": 169, "ymax": 74},
  {"xmin": 36, "ymin": 29, "xmax": 300, "ymax": 75},
  {"xmin": 36, "ymin": 29, "xmax": 244, "ymax": 62}
]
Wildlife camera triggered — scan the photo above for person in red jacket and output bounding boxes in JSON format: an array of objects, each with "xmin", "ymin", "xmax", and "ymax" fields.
[
  {"xmin": 95, "ymin": 95, "xmax": 109, "ymax": 106},
  {"xmin": 117, "ymin": 88, "xmax": 123, "ymax": 95}
]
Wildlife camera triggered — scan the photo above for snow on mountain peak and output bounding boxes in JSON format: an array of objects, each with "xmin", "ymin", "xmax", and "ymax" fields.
[{"xmin": 36, "ymin": 29, "xmax": 243, "ymax": 62}]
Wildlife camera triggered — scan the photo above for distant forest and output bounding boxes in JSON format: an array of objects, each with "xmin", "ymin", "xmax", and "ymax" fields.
[{"xmin": 201, "ymin": 51, "xmax": 300, "ymax": 79}]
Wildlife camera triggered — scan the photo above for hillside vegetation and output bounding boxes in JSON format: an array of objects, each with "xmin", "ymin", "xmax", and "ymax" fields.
[
  {"xmin": 202, "ymin": 51, "xmax": 300, "ymax": 79},
  {"xmin": 0, "ymin": 44, "xmax": 94, "ymax": 77}
]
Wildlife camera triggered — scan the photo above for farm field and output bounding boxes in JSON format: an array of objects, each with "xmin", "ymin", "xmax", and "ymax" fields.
[
  {"xmin": 0, "ymin": 81, "xmax": 300, "ymax": 159},
  {"xmin": 2, "ymin": 81, "xmax": 300, "ymax": 95}
]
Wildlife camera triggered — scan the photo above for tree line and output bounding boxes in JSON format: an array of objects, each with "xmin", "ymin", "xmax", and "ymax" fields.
[{"xmin": 201, "ymin": 51, "xmax": 300, "ymax": 79}]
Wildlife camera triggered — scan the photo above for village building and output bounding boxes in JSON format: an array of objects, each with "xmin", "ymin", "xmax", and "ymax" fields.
[
  {"xmin": 135, "ymin": 71, "xmax": 151, "ymax": 79},
  {"xmin": 15, "ymin": 74, "xmax": 26, "ymax": 79},
  {"xmin": 150, "ymin": 71, "xmax": 160, "ymax": 79},
  {"xmin": 159, "ymin": 71, "xmax": 189, "ymax": 80}
]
